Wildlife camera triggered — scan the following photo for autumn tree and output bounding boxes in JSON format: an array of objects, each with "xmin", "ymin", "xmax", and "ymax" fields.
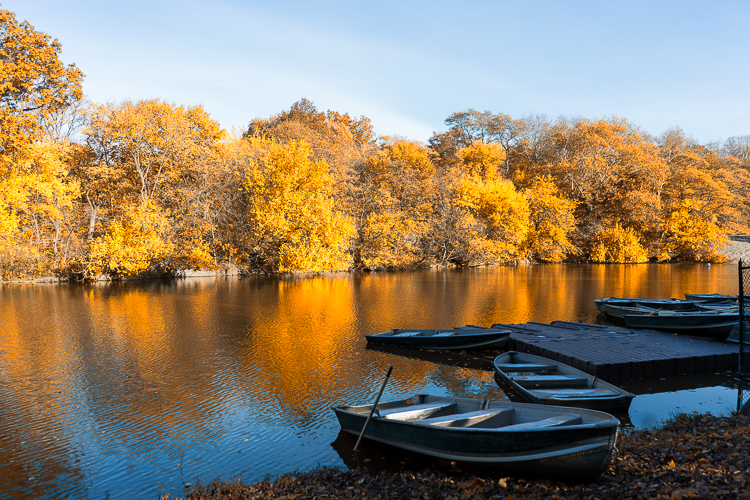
[
  {"xmin": 658, "ymin": 199, "xmax": 727, "ymax": 262},
  {"xmin": 589, "ymin": 223, "xmax": 649, "ymax": 263},
  {"xmin": 353, "ymin": 139, "xmax": 436, "ymax": 268},
  {"xmin": 79, "ymin": 100, "xmax": 227, "ymax": 275},
  {"xmin": 454, "ymin": 169, "xmax": 530, "ymax": 264},
  {"xmin": 535, "ymin": 118, "xmax": 668, "ymax": 252},
  {"xmin": 431, "ymin": 110, "xmax": 525, "ymax": 176},
  {"xmin": 87, "ymin": 202, "xmax": 174, "ymax": 276},
  {"xmin": 240, "ymin": 138, "xmax": 355, "ymax": 272},
  {"xmin": 0, "ymin": 9, "xmax": 83, "ymax": 278},
  {"xmin": 656, "ymin": 131, "xmax": 742, "ymax": 260},
  {"xmin": 0, "ymin": 9, "xmax": 83, "ymax": 166},
  {"xmin": 246, "ymin": 98, "xmax": 375, "ymax": 207},
  {"xmin": 522, "ymin": 175, "xmax": 579, "ymax": 262},
  {"xmin": 722, "ymin": 135, "xmax": 750, "ymax": 165}
]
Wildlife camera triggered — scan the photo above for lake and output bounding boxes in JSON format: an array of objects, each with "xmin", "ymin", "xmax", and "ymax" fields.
[{"xmin": 0, "ymin": 263, "xmax": 743, "ymax": 499}]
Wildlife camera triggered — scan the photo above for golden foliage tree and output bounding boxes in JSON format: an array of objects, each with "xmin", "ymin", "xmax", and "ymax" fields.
[
  {"xmin": 80, "ymin": 100, "xmax": 227, "ymax": 273},
  {"xmin": 0, "ymin": 9, "xmax": 83, "ymax": 278},
  {"xmin": 658, "ymin": 199, "xmax": 728, "ymax": 262},
  {"xmin": 246, "ymin": 98, "xmax": 375, "ymax": 207},
  {"xmin": 590, "ymin": 223, "xmax": 649, "ymax": 263},
  {"xmin": 87, "ymin": 202, "xmax": 174, "ymax": 276},
  {"xmin": 354, "ymin": 140, "xmax": 436, "ymax": 268},
  {"xmin": 242, "ymin": 138, "xmax": 355, "ymax": 272},
  {"xmin": 0, "ymin": 10, "xmax": 83, "ymax": 168},
  {"xmin": 522, "ymin": 175, "xmax": 578, "ymax": 262},
  {"xmin": 454, "ymin": 174, "xmax": 530, "ymax": 263}
]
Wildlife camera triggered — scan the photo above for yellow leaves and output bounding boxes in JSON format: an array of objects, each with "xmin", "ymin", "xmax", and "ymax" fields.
[
  {"xmin": 659, "ymin": 199, "xmax": 728, "ymax": 262},
  {"xmin": 522, "ymin": 175, "xmax": 579, "ymax": 262},
  {"xmin": 84, "ymin": 100, "xmax": 224, "ymax": 205},
  {"xmin": 87, "ymin": 202, "xmax": 173, "ymax": 276},
  {"xmin": 0, "ymin": 141, "xmax": 80, "ymax": 250},
  {"xmin": 359, "ymin": 211, "xmax": 425, "ymax": 269},
  {"xmin": 456, "ymin": 141, "xmax": 505, "ymax": 180},
  {"xmin": 242, "ymin": 138, "xmax": 355, "ymax": 272},
  {"xmin": 455, "ymin": 175, "xmax": 529, "ymax": 263},
  {"xmin": 590, "ymin": 223, "xmax": 649, "ymax": 263},
  {"xmin": 0, "ymin": 9, "xmax": 83, "ymax": 167}
]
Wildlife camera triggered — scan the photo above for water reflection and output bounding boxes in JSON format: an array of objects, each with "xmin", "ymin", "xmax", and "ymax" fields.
[{"xmin": 0, "ymin": 264, "xmax": 742, "ymax": 499}]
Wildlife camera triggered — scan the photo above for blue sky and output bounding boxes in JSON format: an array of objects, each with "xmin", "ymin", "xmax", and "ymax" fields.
[{"xmin": 6, "ymin": 0, "xmax": 750, "ymax": 144}]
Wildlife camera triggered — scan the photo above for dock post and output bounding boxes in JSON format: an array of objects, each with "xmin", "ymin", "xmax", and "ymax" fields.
[
  {"xmin": 738, "ymin": 260, "xmax": 750, "ymax": 413},
  {"xmin": 740, "ymin": 260, "xmax": 750, "ymax": 378}
]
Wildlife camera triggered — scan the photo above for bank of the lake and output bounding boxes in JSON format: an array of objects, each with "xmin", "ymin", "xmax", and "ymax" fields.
[
  {"xmin": 168, "ymin": 412, "xmax": 750, "ymax": 500},
  {"xmin": 3, "ymin": 238, "xmax": 750, "ymax": 285}
]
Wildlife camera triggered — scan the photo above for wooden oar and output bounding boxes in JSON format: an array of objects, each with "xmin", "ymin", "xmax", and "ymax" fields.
[{"xmin": 354, "ymin": 365, "xmax": 393, "ymax": 452}]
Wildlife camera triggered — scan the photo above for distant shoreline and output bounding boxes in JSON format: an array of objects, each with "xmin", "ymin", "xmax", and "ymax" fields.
[{"xmin": 3, "ymin": 239, "xmax": 749, "ymax": 285}]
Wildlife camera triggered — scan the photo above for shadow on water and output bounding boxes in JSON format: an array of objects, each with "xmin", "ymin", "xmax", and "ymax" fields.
[
  {"xmin": 365, "ymin": 344, "xmax": 497, "ymax": 371},
  {"xmin": 331, "ymin": 429, "xmax": 445, "ymax": 475}
]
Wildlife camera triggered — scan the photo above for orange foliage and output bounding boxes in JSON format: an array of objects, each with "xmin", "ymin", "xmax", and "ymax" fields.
[
  {"xmin": 242, "ymin": 138, "xmax": 355, "ymax": 272},
  {"xmin": 590, "ymin": 223, "xmax": 649, "ymax": 263},
  {"xmin": 522, "ymin": 175, "xmax": 579, "ymax": 262},
  {"xmin": 658, "ymin": 199, "xmax": 728, "ymax": 262}
]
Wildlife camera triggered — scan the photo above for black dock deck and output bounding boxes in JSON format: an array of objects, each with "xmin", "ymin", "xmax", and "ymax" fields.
[{"xmin": 492, "ymin": 321, "xmax": 739, "ymax": 383}]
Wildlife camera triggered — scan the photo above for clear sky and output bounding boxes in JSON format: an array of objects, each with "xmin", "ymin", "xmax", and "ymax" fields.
[{"xmin": 6, "ymin": 0, "xmax": 750, "ymax": 144}]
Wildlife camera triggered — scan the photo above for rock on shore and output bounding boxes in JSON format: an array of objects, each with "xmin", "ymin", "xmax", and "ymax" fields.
[{"xmin": 721, "ymin": 238, "xmax": 750, "ymax": 263}]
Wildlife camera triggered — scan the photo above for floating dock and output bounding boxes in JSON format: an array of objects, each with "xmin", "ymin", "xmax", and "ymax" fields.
[{"xmin": 492, "ymin": 321, "xmax": 739, "ymax": 383}]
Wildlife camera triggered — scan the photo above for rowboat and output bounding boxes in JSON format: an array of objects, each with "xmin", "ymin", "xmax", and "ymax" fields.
[
  {"xmin": 683, "ymin": 293, "xmax": 737, "ymax": 303},
  {"xmin": 364, "ymin": 327, "xmax": 510, "ymax": 350},
  {"xmin": 694, "ymin": 301, "xmax": 738, "ymax": 312},
  {"xmin": 493, "ymin": 351, "xmax": 634, "ymax": 411},
  {"xmin": 601, "ymin": 304, "xmax": 662, "ymax": 320},
  {"xmin": 594, "ymin": 297, "xmax": 641, "ymax": 313},
  {"xmin": 621, "ymin": 310, "xmax": 739, "ymax": 338},
  {"xmin": 596, "ymin": 297, "xmax": 696, "ymax": 317},
  {"xmin": 333, "ymin": 394, "xmax": 619, "ymax": 481}
]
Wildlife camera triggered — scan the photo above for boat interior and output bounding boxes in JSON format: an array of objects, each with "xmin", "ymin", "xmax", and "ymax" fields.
[
  {"xmin": 385, "ymin": 329, "xmax": 455, "ymax": 337},
  {"xmin": 341, "ymin": 395, "xmax": 608, "ymax": 429},
  {"xmin": 495, "ymin": 357, "xmax": 623, "ymax": 397}
]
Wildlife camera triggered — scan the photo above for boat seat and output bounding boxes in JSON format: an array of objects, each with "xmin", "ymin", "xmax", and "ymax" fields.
[
  {"xmin": 496, "ymin": 363, "xmax": 557, "ymax": 372},
  {"xmin": 503, "ymin": 413, "xmax": 582, "ymax": 430},
  {"xmin": 393, "ymin": 331, "xmax": 422, "ymax": 337},
  {"xmin": 380, "ymin": 402, "xmax": 457, "ymax": 421},
  {"xmin": 511, "ymin": 375, "xmax": 588, "ymax": 388},
  {"xmin": 420, "ymin": 408, "xmax": 514, "ymax": 428}
]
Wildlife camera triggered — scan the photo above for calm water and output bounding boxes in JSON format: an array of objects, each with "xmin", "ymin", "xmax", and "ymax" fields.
[{"xmin": 0, "ymin": 264, "xmax": 743, "ymax": 499}]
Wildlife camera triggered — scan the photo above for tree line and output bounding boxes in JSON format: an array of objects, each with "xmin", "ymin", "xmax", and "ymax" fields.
[{"xmin": 2, "ymin": 9, "xmax": 749, "ymax": 279}]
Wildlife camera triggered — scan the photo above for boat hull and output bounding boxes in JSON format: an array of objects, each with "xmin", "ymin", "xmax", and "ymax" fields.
[
  {"xmin": 622, "ymin": 312, "xmax": 738, "ymax": 338},
  {"xmin": 364, "ymin": 328, "xmax": 510, "ymax": 350},
  {"xmin": 333, "ymin": 395, "xmax": 618, "ymax": 482}
]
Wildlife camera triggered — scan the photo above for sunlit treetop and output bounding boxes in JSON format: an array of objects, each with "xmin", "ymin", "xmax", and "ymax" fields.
[{"xmin": 0, "ymin": 10, "xmax": 84, "ymax": 164}]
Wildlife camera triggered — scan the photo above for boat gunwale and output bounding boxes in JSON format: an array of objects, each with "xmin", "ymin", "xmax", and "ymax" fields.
[{"xmin": 333, "ymin": 394, "xmax": 620, "ymax": 434}]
